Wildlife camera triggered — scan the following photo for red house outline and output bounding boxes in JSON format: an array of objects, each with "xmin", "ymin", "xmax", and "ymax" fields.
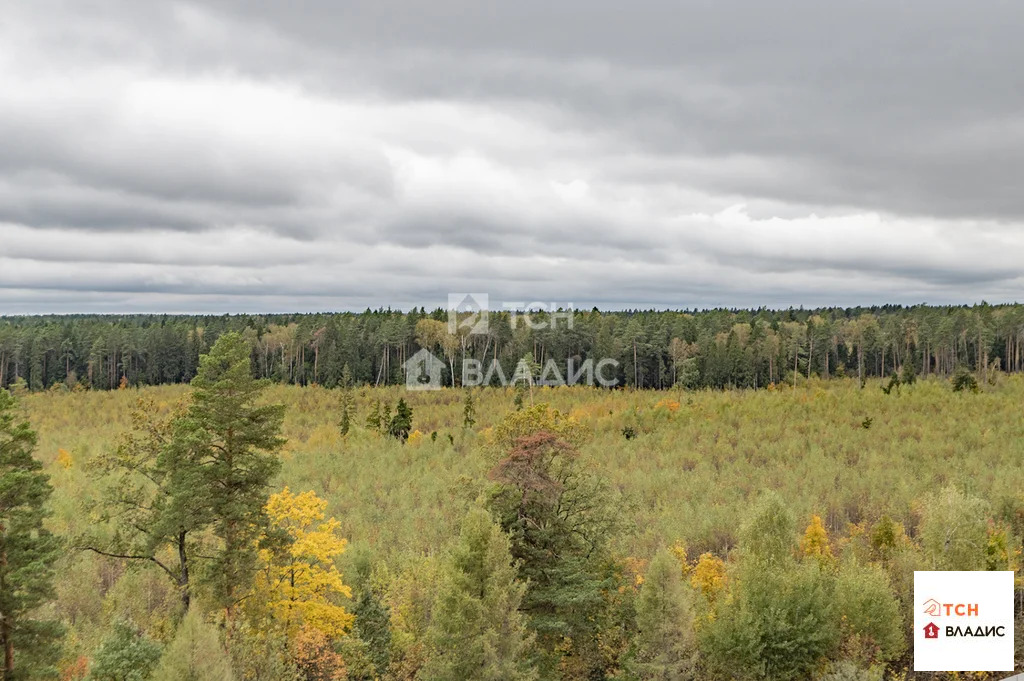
[{"xmin": 923, "ymin": 622, "xmax": 940, "ymax": 639}]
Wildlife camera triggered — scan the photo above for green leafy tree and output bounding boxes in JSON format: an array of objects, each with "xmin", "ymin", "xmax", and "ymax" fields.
[
  {"xmin": 0, "ymin": 389, "xmax": 63, "ymax": 680},
  {"xmin": 389, "ymin": 399, "xmax": 413, "ymax": 443},
  {"xmin": 163, "ymin": 332, "xmax": 285, "ymax": 617},
  {"xmin": 151, "ymin": 611, "xmax": 236, "ymax": 681},
  {"xmin": 702, "ymin": 563, "xmax": 837, "ymax": 681},
  {"xmin": 86, "ymin": 620, "xmax": 162, "ymax": 681},
  {"xmin": 833, "ymin": 561, "xmax": 905, "ymax": 664},
  {"xmin": 702, "ymin": 493, "xmax": 839, "ymax": 680},
  {"xmin": 920, "ymin": 486, "xmax": 989, "ymax": 570},
  {"xmin": 738, "ymin": 491, "xmax": 796, "ymax": 566},
  {"xmin": 421, "ymin": 508, "xmax": 536, "ymax": 681},
  {"xmin": 631, "ymin": 548, "xmax": 697, "ymax": 680}
]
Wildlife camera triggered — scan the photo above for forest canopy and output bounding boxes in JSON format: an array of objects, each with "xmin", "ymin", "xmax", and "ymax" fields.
[{"xmin": 1, "ymin": 303, "xmax": 1020, "ymax": 392}]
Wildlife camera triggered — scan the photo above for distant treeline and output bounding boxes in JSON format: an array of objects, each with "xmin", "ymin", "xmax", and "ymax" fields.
[{"xmin": 2, "ymin": 303, "xmax": 1022, "ymax": 391}]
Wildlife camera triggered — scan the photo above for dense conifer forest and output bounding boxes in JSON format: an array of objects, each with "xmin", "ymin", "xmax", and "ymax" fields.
[{"xmin": 3, "ymin": 303, "xmax": 1023, "ymax": 391}]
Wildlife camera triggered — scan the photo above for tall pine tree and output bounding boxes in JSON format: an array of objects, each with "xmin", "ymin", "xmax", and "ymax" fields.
[
  {"xmin": 164, "ymin": 332, "xmax": 285, "ymax": 618},
  {"xmin": 0, "ymin": 389, "xmax": 62, "ymax": 680}
]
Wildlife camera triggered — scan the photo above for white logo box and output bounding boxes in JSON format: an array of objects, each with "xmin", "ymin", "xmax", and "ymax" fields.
[{"xmin": 914, "ymin": 570, "xmax": 1015, "ymax": 672}]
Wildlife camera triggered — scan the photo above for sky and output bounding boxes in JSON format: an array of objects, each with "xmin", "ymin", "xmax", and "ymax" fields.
[{"xmin": 2, "ymin": 0, "xmax": 1024, "ymax": 314}]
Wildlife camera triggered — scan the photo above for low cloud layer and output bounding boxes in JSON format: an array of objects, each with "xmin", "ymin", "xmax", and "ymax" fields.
[{"xmin": 2, "ymin": 0, "xmax": 1023, "ymax": 313}]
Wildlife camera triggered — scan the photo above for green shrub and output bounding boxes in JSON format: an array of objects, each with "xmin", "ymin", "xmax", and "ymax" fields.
[
  {"xmin": 87, "ymin": 620, "xmax": 162, "ymax": 681},
  {"xmin": 701, "ymin": 562, "xmax": 838, "ymax": 681},
  {"xmin": 952, "ymin": 366, "xmax": 979, "ymax": 392},
  {"xmin": 920, "ymin": 486, "xmax": 989, "ymax": 570},
  {"xmin": 833, "ymin": 561, "xmax": 905, "ymax": 664}
]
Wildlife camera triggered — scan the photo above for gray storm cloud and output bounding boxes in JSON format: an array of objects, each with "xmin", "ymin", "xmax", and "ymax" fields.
[{"xmin": 1, "ymin": 0, "xmax": 1023, "ymax": 313}]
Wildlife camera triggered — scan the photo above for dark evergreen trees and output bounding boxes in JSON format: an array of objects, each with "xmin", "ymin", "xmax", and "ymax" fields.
[
  {"xmin": 3, "ymin": 305, "xmax": 1024, "ymax": 393},
  {"xmin": 164, "ymin": 332, "xmax": 285, "ymax": 616},
  {"xmin": 487, "ymin": 431, "xmax": 619, "ymax": 678},
  {"xmin": 389, "ymin": 399, "xmax": 413, "ymax": 442},
  {"xmin": 0, "ymin": 389, "xmax": 63, "ymax": 680}
]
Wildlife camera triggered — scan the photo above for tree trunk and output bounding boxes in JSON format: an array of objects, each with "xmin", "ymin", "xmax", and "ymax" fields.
[
  {"xmin": 633, "ymin": 341, "xmax": 639, "ymax": 388},
  {"xmin": 1, "ymin": 542, "xmax": 13, "ymax": 676},
  {"xmin": 178, "ymin": 530, "xmax": 191, "ymax": 612}
]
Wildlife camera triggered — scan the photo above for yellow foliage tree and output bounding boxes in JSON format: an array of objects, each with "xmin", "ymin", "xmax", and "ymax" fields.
[
  {"xmin": 56, "ymin": 448, "xmax": 73, "ymax": 469},
  {"xmin": 799, "ymin": 514, "xmax": 834, "ymax": 565},
  {"xmin": 490, "ymin": 403, "xmax": 586, "ymax": 451},
  {"xmin": 253, "ymin": 487, "xmax": 354, "ymax": 641},
  {"xmin": 690, "ymin": 553, "xmax": 727, "ymax": 602},
  {"xmin": 669, "ymin": 540, "xmax": 691, "ymax": 575}
]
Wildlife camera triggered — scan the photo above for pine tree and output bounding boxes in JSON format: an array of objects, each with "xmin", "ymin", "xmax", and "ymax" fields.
[
  {"xmin": 339, "ymin": 389, "xmax": 355, "ymax": 437},
  {"xmin": 84, "ymin": 397, "xmax": 201, "ymax": 612},
  {"xmin": 0, "ymin": 389, "xmax": 63, "ymax": 679},
  {"xmin": 164, "ymin": 332, "xmax": 285, "ymax": 618},
  {"xmin": 366, "ymin": 399, "xmax": 382, "ymax": 432},
  {"xmin": 462, "ymin": 389, "xmax": 476, "ymax": 429},
  {"xmin": 632, "ymin": 549, "xmax": 696, "ymax": 681},
  {"xmin": 513, "ymin": 383, "xmax": 526, "ymax": 411},
  {"xmin": 421, "ymin": 508, "xmax": 536, "ymax": 681},
  {"xmin": 389, "ymin": 399, "xmax": 413, "ymax": 443},
  {"xmin": 487, "ymin": 431, "xmax": 618, "ymax": 676}
]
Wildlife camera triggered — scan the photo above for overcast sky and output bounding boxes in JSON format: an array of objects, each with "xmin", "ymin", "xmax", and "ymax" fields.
[{"xmin": 2, "ymin": 1, "xmax": 1023, "ymax": 314}]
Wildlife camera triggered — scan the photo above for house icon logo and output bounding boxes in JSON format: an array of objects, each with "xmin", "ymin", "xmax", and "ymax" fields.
[
  {"xmin": 403, "ymin": 348, "xmax": 445, "ymax": 391},
  {"xmin": 922, "ymin": 598, "xmax": 942, "ymax": 617},
  {"xmin": 448, "ymin": 293, "xmax": 489, "ymax": 335},
  {"xmin": 923, "ymin": 622, "xmax": 940, "ymax": 639}
]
